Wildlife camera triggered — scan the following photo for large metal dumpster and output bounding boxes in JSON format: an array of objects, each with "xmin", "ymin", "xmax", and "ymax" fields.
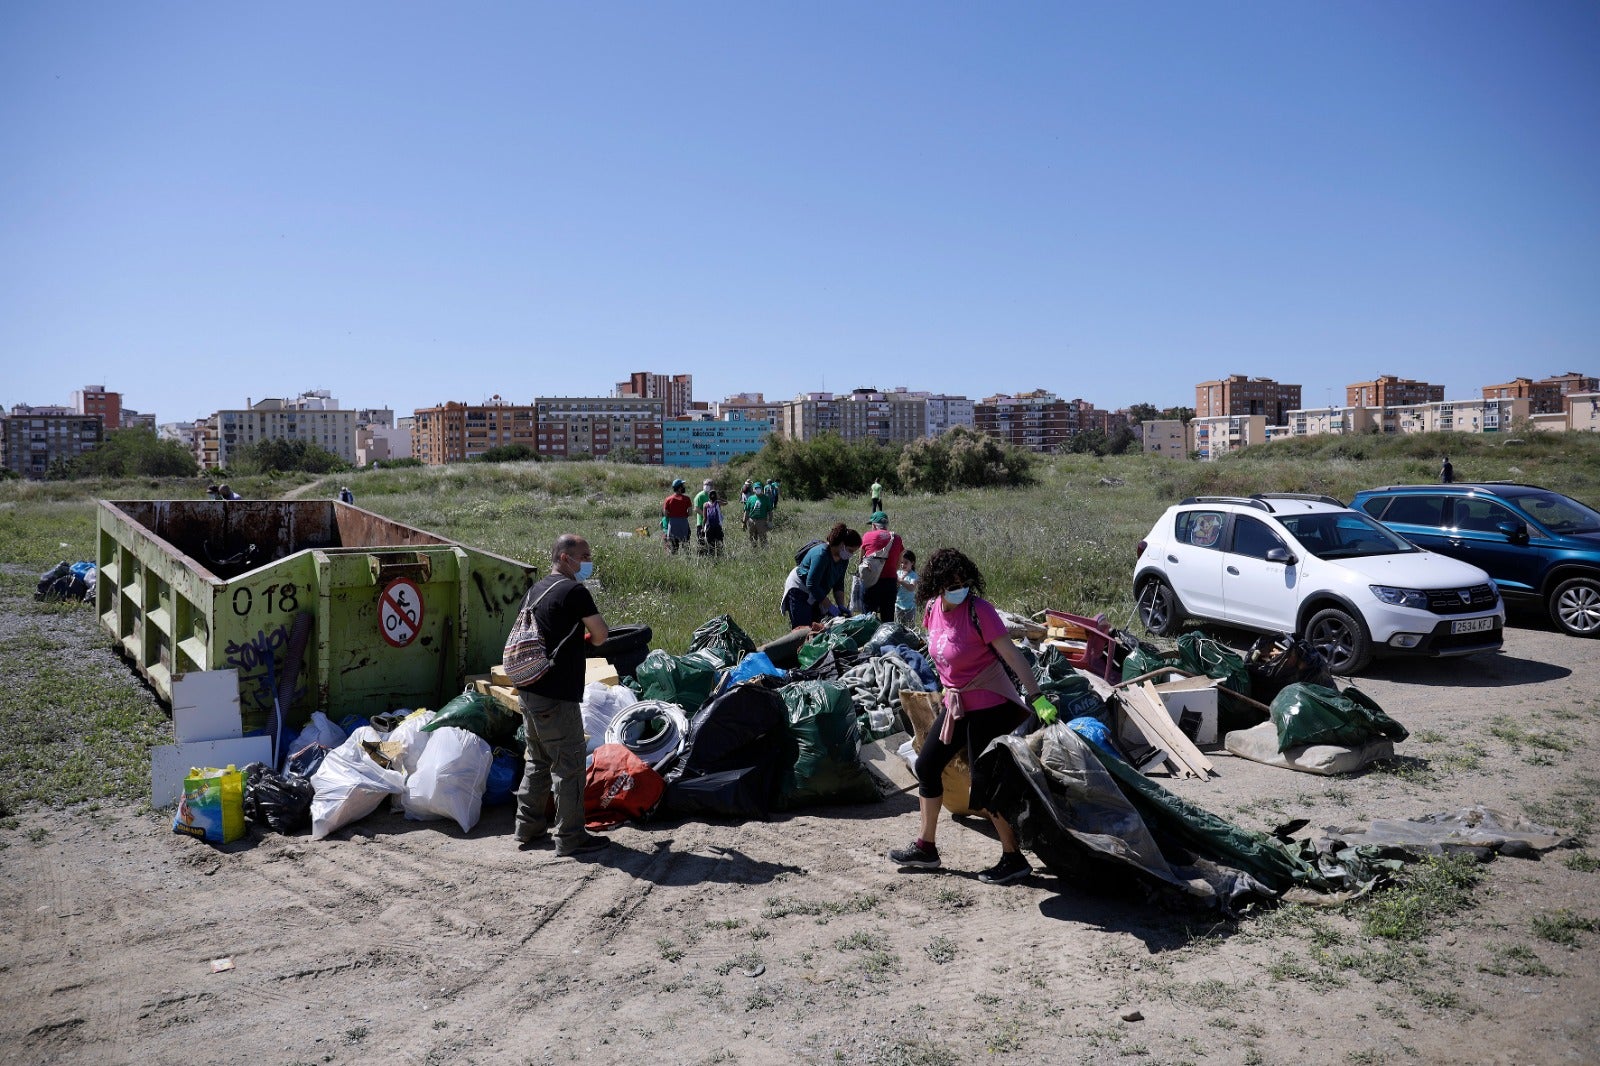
[{"xmin": 96, "ymin": 499, "xmax": 537, "ymax": 732}]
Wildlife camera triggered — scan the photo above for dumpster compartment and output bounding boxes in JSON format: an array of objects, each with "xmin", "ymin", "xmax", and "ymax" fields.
[{"xmin": 97, "ymin": 499, "xmax": 537, "ymax": 732}]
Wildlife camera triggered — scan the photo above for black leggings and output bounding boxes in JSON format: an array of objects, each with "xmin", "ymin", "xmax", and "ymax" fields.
[{"xmin": 914, "ymin": 700, "xmax": 1029, "ymax": 799}]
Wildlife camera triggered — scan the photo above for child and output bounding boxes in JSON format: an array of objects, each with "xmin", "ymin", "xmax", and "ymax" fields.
[{"xmin": 894, "ymin": 550, "xmax": 918, "ymax": 629}]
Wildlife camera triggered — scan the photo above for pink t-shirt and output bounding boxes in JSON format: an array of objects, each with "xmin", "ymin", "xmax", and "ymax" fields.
[{"xmin": 923, "ymin": 595, "xmax": 1009, "ymax": 711}]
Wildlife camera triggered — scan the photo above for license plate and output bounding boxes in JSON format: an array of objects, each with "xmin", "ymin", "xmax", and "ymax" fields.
[{"xmin": 1452, "ymin": 617, "xmax": 1495, "ymax": 635}]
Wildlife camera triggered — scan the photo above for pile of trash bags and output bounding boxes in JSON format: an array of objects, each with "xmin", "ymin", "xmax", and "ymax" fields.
[{"xmin": 35, "ymin": 561, "xmax": 96, "ymax": 603}]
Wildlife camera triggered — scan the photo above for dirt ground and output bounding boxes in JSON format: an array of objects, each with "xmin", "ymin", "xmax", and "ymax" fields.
[{"xmin": 3, "ymin": 610, "xmax": 1599, "ymax": 1066}]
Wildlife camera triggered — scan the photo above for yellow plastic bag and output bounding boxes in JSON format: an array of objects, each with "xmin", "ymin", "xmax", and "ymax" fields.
[{"xmin": 172, "ymin": 765, "xmax": 246, "ymax": 844}]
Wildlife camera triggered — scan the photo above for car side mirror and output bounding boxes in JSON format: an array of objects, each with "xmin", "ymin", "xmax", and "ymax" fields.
[
  {"xmin": 1265, "ymin": 547, "xmax": 1297, "ymax": 565},
  {"xmin": 1496, "ymin": 519, "xmax": 1528, "ymax": 544}
]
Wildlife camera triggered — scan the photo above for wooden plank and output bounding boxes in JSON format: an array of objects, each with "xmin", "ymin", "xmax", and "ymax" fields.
[
  {"xmin": 1139, "ymin": 681, "xmax": 1215, "ymax": 776},
  {"xmin": 1113, "ymin": 689, "xmax": 1194, "ymax": 778}
]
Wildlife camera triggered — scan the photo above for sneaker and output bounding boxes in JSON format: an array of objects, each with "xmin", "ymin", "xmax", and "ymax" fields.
[
  {"xmin": 555, "ymin": 833, "xmax": 610, "ymax": 857},
  {"xmin": 978, "ymin": 852, "xmax": 1032, "ymax": 885},
  {"xmin": 888, "ymin": 840, "xmax": 941, "ymax": 870}
]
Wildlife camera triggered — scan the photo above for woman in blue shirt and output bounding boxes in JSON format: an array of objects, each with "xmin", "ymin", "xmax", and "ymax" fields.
[{"xmin": 780, "ymin": 523, "xmax": 861, "ymax": 628}]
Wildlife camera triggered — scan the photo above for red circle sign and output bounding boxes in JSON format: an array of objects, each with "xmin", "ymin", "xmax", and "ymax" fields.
[{"xmin": 380, "ymin": 578, "xmax": 424, "ymax": 648}]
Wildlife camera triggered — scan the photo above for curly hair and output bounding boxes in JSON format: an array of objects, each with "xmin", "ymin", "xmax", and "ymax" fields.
[
  {"xmin": 913, "ymin": 547, "xmax": 986, "ymax": 609},
  {"xmin": 824, "ymin": 523, "xmax": 862, "ymax": 549}
]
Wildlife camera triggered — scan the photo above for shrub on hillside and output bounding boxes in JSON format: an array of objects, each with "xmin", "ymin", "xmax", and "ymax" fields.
[
  {"xmin": 230, "ymin": 437, "xmax": 349, "ymax": 475},
  {"xmin": 898, "ymin": 426, "xmax": 1035, "ymax": 493},
  {"xmin": 49, "ymin": 427, "xmax": 198, "ymax": 480},
  {"xmin": 472, "ymin": 443, "xmax": 538, "ymax": 463}
]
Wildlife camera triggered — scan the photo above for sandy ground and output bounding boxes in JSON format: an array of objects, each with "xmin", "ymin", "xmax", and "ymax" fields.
[{"xmin": 3, "ymin": 613, "xmax": 1599, "ymax": 1066}]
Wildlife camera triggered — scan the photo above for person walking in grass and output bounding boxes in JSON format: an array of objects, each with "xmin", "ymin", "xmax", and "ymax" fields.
[
  {"xmin": 888, "ymin": 547, "xmax": 1046, "ymax": 886},
  {"xmin": 1441, "ymin": 456, "xmax": 1455, "ymax": 484},
  {"xmin": 870, "ymin": 478, "xmax": 884, "ymax": 515},
  {"xmin": 745, "ymin": 480, "xmax": 773, "ymax": 546},
  {"xmin": 662, "ymin": 478, "xmax": 693, "ymax": 554},
  {"xmin": 702, "ymin": 489, "xmax": 726, "ymax": 556},
  {"xmin": 857, "ymin": 511, "xmax": 904, "ymax": 623},
  {"xmin": 513, "ymin": 534, "xmax": 610, "ymax": 857},
  {"xmin": 692, "ymin": 478, "xmax": 713, "ymax": 547}
]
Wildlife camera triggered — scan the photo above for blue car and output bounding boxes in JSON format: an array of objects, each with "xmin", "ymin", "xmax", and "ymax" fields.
[{"xmin": 1351, "ymin": 483, "xmax": 1600, "ymax": 638}]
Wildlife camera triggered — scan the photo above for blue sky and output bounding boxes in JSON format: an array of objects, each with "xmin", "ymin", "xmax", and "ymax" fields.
[{"xmin": 2, "ymin": 2, "xmax": 1597, "ymax": 423}]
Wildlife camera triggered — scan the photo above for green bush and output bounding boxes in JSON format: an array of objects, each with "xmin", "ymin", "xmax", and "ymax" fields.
[
  {"xmin": 230, "ymin": 437, "xmax": 350, "ymax": 475},
  {"xmin": 49, "ymin": 427, "xmax": 198, "ymax": 480},
  {"xmin": 472, "ymin": 443, "xmax": 538, "ymax": 464}
]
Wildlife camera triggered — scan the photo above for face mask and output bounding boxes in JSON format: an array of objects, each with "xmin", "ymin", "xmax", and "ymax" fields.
[
  {"xmin": 575, "ymin": 561, "xmax": 594, "ymax": 582},
  {"xmin": 943, "ymin": 587, "xmax": 970, "ymax": 606},
  {"xmin": 838, "ymin": 545, "xmax": 855, "ymax": 560}
]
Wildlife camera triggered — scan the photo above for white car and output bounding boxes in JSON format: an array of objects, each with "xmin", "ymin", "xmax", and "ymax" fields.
[{"xmin": 1133, "ymin": 494, "xmax": 1504, "ymax": 673}]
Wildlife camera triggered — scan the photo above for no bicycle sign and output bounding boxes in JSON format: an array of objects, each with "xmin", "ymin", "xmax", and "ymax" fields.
[{"xmin": 380, "ymin": 577, "xmax": 425, "ymax": 648}]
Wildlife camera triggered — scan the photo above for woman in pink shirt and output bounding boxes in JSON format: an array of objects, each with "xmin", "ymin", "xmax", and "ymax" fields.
[{"xmin": 887, "ymin": 548, "xmax": 1044, "ymax": 885}]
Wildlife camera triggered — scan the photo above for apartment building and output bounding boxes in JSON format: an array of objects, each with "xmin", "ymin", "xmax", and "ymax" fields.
[
  {"xmin": 974, "ymin": 390, "xmax": 1072, "ymax": 453},
  {"xmin": 1, "ymin": 404, "xmax": 104, "ymax": 478},
  {"xmin": 356, "ymin": 424, "xmax": 414, "ymax": 466},
  {"xmin": 72, "ymin": 385, "xmax": 123, "ymax": 430},
  {"xmin": 617, "ymin": 372, "xmax": 693, "ymax": 419},
  {"xmin": 201, "ymin": 391, "xmax": 361, "ymax": 469},
  {"xmin": 1141, "ymin": 419, "xmax": 1190, "ymax": 459},
  {"xmin": 1346, "ymin": 376, "xmax": 1444, "ymax": 408},
  {"xmin": 1384, "ymin": 398, "xmax": 1529, "ymax": 435},
  {"xmin": 880, "ymin": 388, "xmax": 974, "ymax": 435},
  {"xmin": 662, "ymin": 415, "xmax": 769, "ymax": 467},
  {"xmin": 1565, "ymin": 394, "xmax": 1600, "ymax": 433},
  {"xmin": 1190, "ymin": 414, "xmax": 1268, "ymax": 460},
  {"xmin": 713, "ymin": 393, "xmax": 783, "ymax": 430},
  {"xmin": 1287, "ymin": 406, "xmax": 1382, "ymax": 437},
  {"xmin": 1482, "ymin": 372, "xmax": 1600, "ymax": 415},
  {"xmin": 537, "ymin": 396, "xmax": 664, "ymax": 462},
  {"xmin": 1195, "ymin": 375, "xmax": 1302, "ymax": 425},
  {"xmin": 413, "ymin": 397, "xmax": 536, "ymax": 465}
]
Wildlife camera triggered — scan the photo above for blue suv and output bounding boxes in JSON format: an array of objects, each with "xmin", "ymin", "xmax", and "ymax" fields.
[{"xmin": 1351, "ymin": 483, "xmax": 1600, "ymax": 638}]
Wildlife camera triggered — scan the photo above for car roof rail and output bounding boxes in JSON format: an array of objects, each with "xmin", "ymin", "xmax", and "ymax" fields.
[
  {"xmin": 1253, "ymin": 492, "xmax": 1347, "ymax": 508},
  {"xmin": 1180, "ymin": 496, "xmax": 1273, "ymax": 512}
]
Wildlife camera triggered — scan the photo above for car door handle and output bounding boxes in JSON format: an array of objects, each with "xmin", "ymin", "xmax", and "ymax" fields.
[
  {"xmin": 1167, "ymin": 554, "xmax": 1179, "ymax": 563},
  {"xmin": 1226, "ymin": 566, "xmax": 1240, "ymax": 575}
]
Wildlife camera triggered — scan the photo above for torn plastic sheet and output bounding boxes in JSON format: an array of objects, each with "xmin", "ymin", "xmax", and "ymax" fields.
[{"xmin": 1318, "ymin": 805, "xmax": 1573, "ymax": 860}]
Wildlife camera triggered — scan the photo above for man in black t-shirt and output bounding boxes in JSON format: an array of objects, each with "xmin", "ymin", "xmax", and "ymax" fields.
[{"xmin": 514, "ymin": 533, "xmax": 611, "ymax": 856}]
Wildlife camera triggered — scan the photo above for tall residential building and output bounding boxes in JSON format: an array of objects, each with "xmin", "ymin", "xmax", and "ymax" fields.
[
  {"xmin": 974, "ymin": 390, "xmax": 1072, "ymax": 453},
  {"xmin": 1346, "ymin": 375, "xmax": 1445, "ymax": 409},
  {"xmin": 537, "ymin": 396, "xmax": 664, "ymax": 462},
  {"xmin": 713, "ymin": 392, "xmax": 783, "ymax": 430},
  {"xmin": 73, "ymin": 385, "xmax": 123, "ymax": 430},
  {"xmin": 1482, "ymin": 372, "xmax": 1600, "ymax": 414},
  {"xmin": 662, "ymin": 415, "xmax": 769, "ymax": 468},
  {"xmin": 617, "ymin": 372, "xmax": 693, "ymax": 419},
  {"xmin": 120, "ymin": 409, "xmax": 157, "ymax": 431},
  {"xmin": 1195, "ymin": 375, "xmax": 1303, "ymax": 425},
  {"xmin": 1141, "ymin": 420, "xmax": 1190, "ymax": 459},
  {"xmin": 413, "ymin": 397, "xmax": 536, "ymax": 465},
  {"xmin": 1191, "ymin": 415, "xmax": 1269, "ymax": 460},
  {"xmin": 1, "ymin": 404, "xmax": 104, "ymax": 478},
  {"xmin": 780, "ymin": 388, "xmax": 928, "ymax": 444},
  {"xmin": 1384, "ymin": 398, "xmax": 1529, "ymax": 435},
  {"xmin": 201, "ymin": 392, "xmax": 361, "ymax": 469},
  {"xmin": 883, "ymin": 388, "xmax": 974, "ymax": 435}
]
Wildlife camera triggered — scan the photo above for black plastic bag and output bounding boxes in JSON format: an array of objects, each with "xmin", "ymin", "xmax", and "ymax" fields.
[
  {"xmin": 285, "ymin": 742, "xmax": 330, "ymax": 778},
  {"xmin": 242, "ymin": 761, "xmax": 315, "ymax": 833}
]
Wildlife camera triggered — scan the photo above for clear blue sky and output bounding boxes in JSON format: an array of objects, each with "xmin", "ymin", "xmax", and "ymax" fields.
[{"xmin": 3, "ymin": 2, "xmax": 1597, "ymax": 423}]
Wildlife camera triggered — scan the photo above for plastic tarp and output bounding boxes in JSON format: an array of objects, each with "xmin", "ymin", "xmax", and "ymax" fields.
[
  {"xmin": 861, "ymin": 622, "xmax": 925, "ymax": 656},
  {"xmin": 402, "ymin": 726, "xmax": 493, "ymax": 832},
  {"xmin": 1318, "ymin": 806, "xmax": 1572, "ymax": 860},
  {"xmin": 775, "ymin": 680, "xmax": 880, "ymax": 810},
  {"xmin": 713, "ymin": 652, "xmax": 787, "ymax": 697},
  {"xmin": 634, "ymin": 649, "xmax": 722, "ymax": 713},
  {"xmin": 1270, "ymin": 683, "xmax": 1408, "ymax": 751},
  {"xmin": 687, "ymin": 614, "xmax": 757, "ymax": 668}
]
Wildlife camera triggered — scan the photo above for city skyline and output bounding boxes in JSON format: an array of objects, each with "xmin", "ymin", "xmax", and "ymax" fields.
[{"xmin": 4, "ymin": 4, "xmax": 1597, "ymax": 421}]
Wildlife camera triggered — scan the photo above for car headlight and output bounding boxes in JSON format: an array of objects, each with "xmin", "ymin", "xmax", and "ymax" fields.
[
  {"xmin": 1370, "ymin": 585, "xmax": 1429, "ymax": 610},
  {"xmin": 1485, "ymin": 578, "xmax": 1499, "ymax": 600}
]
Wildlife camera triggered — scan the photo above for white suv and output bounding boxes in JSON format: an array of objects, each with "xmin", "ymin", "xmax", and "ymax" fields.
[{"xmin": 1133, "ymin": 494, "xmax": 1504, "ymax": 673}]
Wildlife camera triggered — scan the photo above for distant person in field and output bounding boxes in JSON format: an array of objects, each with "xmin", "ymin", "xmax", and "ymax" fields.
[
  {"xmin": 662, "ymin": 479, "xmax": 693, "ymax": 554},
  {"xmin": 767, "ymin": 478, "xmax": 781, "ymax": 512},
  {"xmin": 1441, "ymin": 456, "xmax": 1455, "ymax": 484},
  {"xmin": 702, "ymin": 489, "xmax": 726, "ymax": 556},
  {"xmin": 781, "ymin": 523, "xmax": 861, "ymax": 628},
  {"xmin": 870, "ymin": 478, "xmax": 884, "ymax": 514},
  {"xmin": 745, "ymin": 480, "xmax": 773, "ymax": 546},
  {"xmin": 338, "ymin": 486, "xmax": 355, "ymax": 505},
  {"xmin": 692, "ymin": 479, "xmax": 713, "ymax": 547}
]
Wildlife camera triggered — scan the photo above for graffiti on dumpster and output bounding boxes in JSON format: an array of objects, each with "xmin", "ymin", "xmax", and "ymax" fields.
[{"xmin": 223, "ymin": 624, "xmax": 300, "ymax": 715}]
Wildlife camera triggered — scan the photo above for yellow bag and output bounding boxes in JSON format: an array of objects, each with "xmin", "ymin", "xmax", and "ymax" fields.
[{"xmin": 172, "ymin": 765, "xmax": 246, "ymax": 844}]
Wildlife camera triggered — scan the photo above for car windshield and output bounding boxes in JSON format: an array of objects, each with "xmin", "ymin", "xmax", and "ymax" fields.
[
  {"xmin": 1275, "ymin": 511, "xmax": 1418, "ymax": 559},
  {"xmin": 1508, "ymin": 489, "xmax": 1600, "ymax": 535}
]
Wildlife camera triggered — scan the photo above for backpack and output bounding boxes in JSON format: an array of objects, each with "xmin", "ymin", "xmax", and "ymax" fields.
[
  {"xmin": 583, "ymin": 743, "xmax": 665, "ymax": 828},
  {"xmin": 501, "ymin": 579, "xmax": 581, "ymax": 688},
  {"xmin": 794, "ymin": 539, "xmax": 825, "ymax": 565}
]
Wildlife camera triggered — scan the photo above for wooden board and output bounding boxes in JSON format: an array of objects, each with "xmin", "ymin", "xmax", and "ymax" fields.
[
  {"xmin": 1115, "ymin": 688, "xmax": 1195, "ymax": 778},
  {"xmin": 1132, "ymin": 681, "xmax": 1214, "ymax": 777}
]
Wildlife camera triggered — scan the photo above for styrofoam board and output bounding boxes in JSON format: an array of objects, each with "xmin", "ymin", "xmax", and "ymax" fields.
[
  {"xmin": 151, "ymin": 737, "xmax": 274, "ymax": 807},
  {"xmin": 171, "ymin": 669, "xmax": 243, "ymax": 743}
]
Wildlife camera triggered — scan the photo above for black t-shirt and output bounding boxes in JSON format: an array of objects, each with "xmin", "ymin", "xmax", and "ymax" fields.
[{"xmin": 522, "ymin": 575, "xmax": 599, "ymax": 702}]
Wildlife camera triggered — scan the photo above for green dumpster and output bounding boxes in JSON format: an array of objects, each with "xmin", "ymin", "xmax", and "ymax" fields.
[{"xmin": 96, "ymin": 499, "xmax": 537, "ymax": 732}]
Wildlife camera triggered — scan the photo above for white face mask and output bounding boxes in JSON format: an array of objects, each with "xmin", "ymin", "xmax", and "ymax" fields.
[{"xmin": 942, "ymin": 587, "xmax": 970, "ymax": 606}]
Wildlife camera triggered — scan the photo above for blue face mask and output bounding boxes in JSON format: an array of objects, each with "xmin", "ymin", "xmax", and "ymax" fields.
[
  {"xmin": 942, "ymin": 587, "xmax": 970, "ymax": 606},
  {"xmin": 575, "ymin": 561, "xmax": 594, "ymax": 582}
]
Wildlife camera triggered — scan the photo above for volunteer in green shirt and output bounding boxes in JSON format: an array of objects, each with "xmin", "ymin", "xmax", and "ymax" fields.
[
  {"xmin": 871, "ymin": 479, "xmax": 883, "ymax": 514},
  {"xmin": 692, "ymin": 479, "xmax": 713, "ymax": 547},
  {"xmin": 745, "ymin": 481, "xmax": 773, "ymax": 546}
]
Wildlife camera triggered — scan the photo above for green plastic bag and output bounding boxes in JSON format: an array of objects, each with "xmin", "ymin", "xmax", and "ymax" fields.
[
  {"xmin": 634, "ymin": 649, "xmax": 720, "ymax": 713},
  {"xmin": 797, "ymin": 630, "xmax": 859, "ymax": 668},
  {"xmin": 423, "ymin": 688, "xmax": 520, "ymax": 748},
  {"xmin": 1121, "ymin": 644, "xmax": 1173, "ymax": 681},
  {"xmin": 1176, "ymin": 632, "xmax": 1251, "ymax": 696},
  {"xmin": 833, "ymin": 614, "xmax": 883, "ymax": 645},
  {"xmin": 1033, "ymin": 646, "xmax": 1106, "ymax": 721},
  {"xmin": 775, "ymin": 680, "xmax": 879, "ymax": 810},
  {"xmin": 1270, "ymin": 683, "xmax": 1408, "ymax": 751},
  {"xmin": 687, "ymin": 614, "xmax": 757, "ymax": 668}
]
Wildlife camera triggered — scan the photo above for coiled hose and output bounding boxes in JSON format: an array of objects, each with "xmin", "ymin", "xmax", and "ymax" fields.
[{"xmin": 603, "ymin": 700, "xmax": 689, "ymax": 773}]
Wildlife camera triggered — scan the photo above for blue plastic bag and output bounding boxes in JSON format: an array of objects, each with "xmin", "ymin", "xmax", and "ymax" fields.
[
  {"xmin": 1067, "ymin": 716, "xmax": 1123, "ymax": 762},
  {"xmin": 483, "ymin": 749, "xmax": 522, "ymax": 805},
  {"xmin": 717, "ymin": 652, "xmax": 787, "ymax": 694}
]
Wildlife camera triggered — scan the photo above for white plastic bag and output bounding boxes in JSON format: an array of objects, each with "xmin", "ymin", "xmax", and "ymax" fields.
[
  {"xmin": 402, "ymin": 726, "xmax": 492, "ymax": 832},
  {"xmin": 282, "ymin": 711, "xmax": 348, "ymax": 772},
  {"xmin": 581, "ymin": 682, "xmax": 638, "ymax": 754},
  {"xmin": 309, "ymin": 735, "xmax": 405, "ymax": 840},
  {"xmin": 386, "ymin": 709, "xmax": 436, "ymax": 775}
]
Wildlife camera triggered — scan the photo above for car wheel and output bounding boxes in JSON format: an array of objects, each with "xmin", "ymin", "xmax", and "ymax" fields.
[
  {"xmin": 1305, "ymin": 606, "xmax": 1373, "ymax": 674},
  {"xmin": 1549, "ymin": 576, "xmax": 1600, "ymax": 637},
  {"xmin": 1136, "ymin": 577, "xmax": 1185, "ymax": 637}
]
